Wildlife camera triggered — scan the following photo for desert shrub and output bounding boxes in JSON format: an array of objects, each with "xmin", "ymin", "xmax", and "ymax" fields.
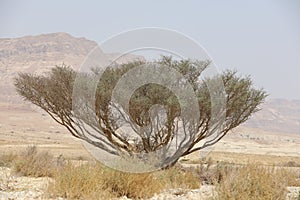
[
  {"xmin": 1, "ymin": 148, "xmax": 200, "ymax": 199},
  {"xmin": 48, "ymin": 162, "xmax": 110, "ymax": 199},
  {"xmin": 0, "ymin": 152, "xmax": 17, "ymax": 167},
  {"xmin": 280, "ymin": 168, "xmax": 300, "ymax": 187},
  {"xmin": 12, "ymin": 146, "xmax": 56, "ymax": 177},
  {"xmin": 49, "ymin": 162, "xmax": 165, "ymax": 199},
  {"xmin": 185, "ymin": 161, "xmax": 234, "ymax": 185},
  {"xmin": 158, "ymin": 166, "xmax": 200, "ymax": 189},
  {"xmin": 215, "ymin": 163, "xmax": 298, "ymax": 200},
  {"xmin": 284, "ymin": 161, "xmax": 300, "ymax": 167},
  {"xmin": 48, "ymin": 161, "xmax": 202, "ymax": 199},
  {"xmin": 101, "ymin": 168, "xmax": 164, "ymax": 199}
]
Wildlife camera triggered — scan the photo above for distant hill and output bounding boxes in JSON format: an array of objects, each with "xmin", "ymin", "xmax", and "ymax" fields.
[
  {"xmin": 0, "ymin": 33, "xmax": 299, "ymax": 135},
  {"xmin": 244, "ymin": 98, "xmax": 300, "ymax": 134},
  {"xmin": 0, "ymin": 32, "xmax": 143, "ymax": 103}
]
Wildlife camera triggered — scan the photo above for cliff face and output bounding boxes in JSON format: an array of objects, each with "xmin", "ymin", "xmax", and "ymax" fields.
[
  {"xmin": 0, "ymin": 32, "xmax": 97, "ymax": 59},
  {"xmin": 0, "ymin": 33, "xmax": 98, "ymax": 73}
]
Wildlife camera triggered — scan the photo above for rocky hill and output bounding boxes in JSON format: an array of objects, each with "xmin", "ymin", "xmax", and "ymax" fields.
[
  {"xmin": 0, "ymin": 32, "xmax": 142, "ymax": 103},
  {"xmin": 244, "ymin": 98, "xmax": 300, "ymax": 134}
]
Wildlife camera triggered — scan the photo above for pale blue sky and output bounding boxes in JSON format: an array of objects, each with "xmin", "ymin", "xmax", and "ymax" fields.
[{"xmin": 1, "ymin": 0, "xmax": 300, "ymax": 99}]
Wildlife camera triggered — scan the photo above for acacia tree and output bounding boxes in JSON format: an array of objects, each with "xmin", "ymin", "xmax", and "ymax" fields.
[{"xmin": 14, "ymin": 57, "xmax": 267, "ymax": 169}]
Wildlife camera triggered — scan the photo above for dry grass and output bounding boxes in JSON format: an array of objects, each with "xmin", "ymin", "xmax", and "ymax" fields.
[
  {"xmin": 100, "ymin": 167, "xmax": 164, "ymax": 199},
  {"xmin": 0, "ymin": 152, "xmax": 17, "ymax": 167},
  {"xmin": 1, "ymin": 147, "xmax": 300, "ymax": 199},
  {"xmin": 215, "ymin": 163, "xmax": 300, "ymax": 200},
  {"xmin": 284, "ymin": 160, "xmax": 300, "ymax": 167},
  {"xmin": 46, "ymin": 159, "xmax": 300, "ymax": 200},
  {"xmin": 49, "ymin": 162, "xmax": 164, "ymax": 199},
  {"xmin": 48, "ymin": 163, "xmax": 201, "ymax": 199},
  {"xmin": 158, "ymin": 166, "xmax": 200, "ymax": 189},
  {"xmin": 48, "ymin": 163, "xmax": 111, "ymax": 199},
  {"xmin": 11, "ymin": 146, "xmax": 62, "ymax": 177},
  {"xmin": 0, "ymin": 147, "xmax": 200, "ymax": 199}
]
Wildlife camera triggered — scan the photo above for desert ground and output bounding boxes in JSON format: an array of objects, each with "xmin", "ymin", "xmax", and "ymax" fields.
[{"xmin": 1, "ymin": 102, "xmax": 300, "ymax": 199}]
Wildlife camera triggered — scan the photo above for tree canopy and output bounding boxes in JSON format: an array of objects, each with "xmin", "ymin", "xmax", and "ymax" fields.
[{"xmin": 14, "ymin": 57, "xmax": 267, "ymax": 169}]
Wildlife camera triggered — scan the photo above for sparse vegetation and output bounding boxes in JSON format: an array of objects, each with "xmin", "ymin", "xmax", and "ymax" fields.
[
  {"xmin": 1, "ymin": 147, "xmax": 300, "ymax": 199},
  {"xmin": 48, "ymin": 163, "xmax": 112, "ymax": 199},
  {"xmin": 284, "ymin": 160, "xmax": 300, "ymax": 167},
  {"xmin": 11, "ymin": 146, "xmax": 58, "ymax": 177},
  {"xmin": 49, "ymin": 161, "xmax": 200, "ymax": 199},
  {"xmin": 0, "ymin": 152, "xmax": 17, "ymax": 167},
  {"xmin": 159, "ymin": 166, "xmax": 200, "ymax": 189},
  {"xmin": 99, "ymin": 167, "xmax": 163, "ymax": 198},
  {"xmin": 215, "ymin": 163, "xmax": 300, "ymax": 200}
]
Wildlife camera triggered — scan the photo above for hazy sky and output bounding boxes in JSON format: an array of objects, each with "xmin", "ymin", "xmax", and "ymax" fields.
[{"xmin": 1, "ymin": 0, "xmax": 300, "ymax": 99}]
